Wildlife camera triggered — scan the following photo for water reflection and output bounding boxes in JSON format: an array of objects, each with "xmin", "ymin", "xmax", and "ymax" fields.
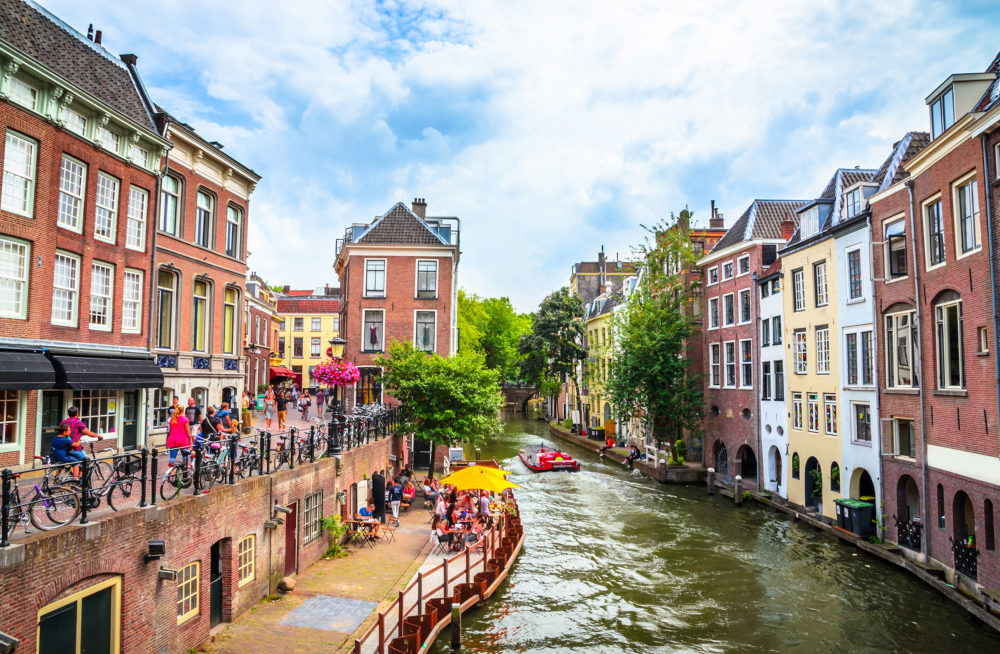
[{"xmin": 437, "ymin": 414, "xmax": 1000, "ymax": 653}]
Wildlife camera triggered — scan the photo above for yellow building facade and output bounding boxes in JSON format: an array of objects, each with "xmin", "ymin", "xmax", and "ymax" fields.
[
  {"xmin": 275, "ymin": 293, "xmax": 340, "ymax": 390},
  {"xmin": 584, "ymin": 297, "xmax": 617, "ymax": 435}
]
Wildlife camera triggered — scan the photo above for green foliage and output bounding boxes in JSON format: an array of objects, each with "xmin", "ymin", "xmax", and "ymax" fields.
[
  {"xmin": 268, "ymin": 284, "xmax": 284, "ymax": 293},
  {"xmin": 809, "ymin": 468, "xmax": 823, "ymax": 498},
  {"xmin": 458, "ymin": 291, "xmax": 531, "ymax": 380},
  {"xmin": 792, "ymin": 453, "xmax": 800, "ymax": 475},
  {"xmin": 256, "ymin": 383, "xmax": 270, "ymax": 393},
  {"xmin": 563, "ymin": 418, "xmax": 573, "ymax": 430},
  {"xmin": 606, "ymin": 211, "xmax": 704, "ymax": 460},
  {"xmin": 742, "ymin": 491, "xmax": 752, "ymax": 502},
  {"xmin": 321, "ymin": 515, "xmax": 350, "ymax": 558},
  {"xmin": 376, "ymin": 342, "xmax": 503, "ymax": 477},
  {"xmin": 518, "ymin": 287, "xmax": 587, "ymax": 411},
  {"xmin": 673, "ymin": 439, "xmax": 687, "ymax": 462}
]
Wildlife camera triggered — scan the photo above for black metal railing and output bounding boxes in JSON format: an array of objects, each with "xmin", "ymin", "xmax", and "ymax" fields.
[
  {"xmin": 951, "ymin": 537, "xmax": 979, "ymax": 580},
  {"xmin": 893, "ymin": 515, "xmax": 922, "ymax": 551},
  {"xmin": 0, "ymin": 406, "xmax": 400, "ymax": 546}
]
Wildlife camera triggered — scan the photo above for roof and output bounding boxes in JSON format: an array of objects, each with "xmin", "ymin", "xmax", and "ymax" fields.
[
  {"xmin": 759, "ymin": 259, "xmax": 782, "ymax": 280},
  {"xmin": 0, "ymin": 0, "xmax": 156, "ymax": 130},
  {"xmin": 783, "ymin": 168, "xmax": 878, "ymax": 249},
  {"xmin": 872, "ymin": 132, "xmax": 930, "ymax": 190},
  {"xmin": 973, "ymin": 50, "xmax": 1000, "ymax": 113},
  {"xmin": 584, "ymin": 294, "xmax": 620, "ymax": 321},
  {"xmin": 275, "ymin": 298, "xmax": 340, "ymax": 314},
  {"xmin": 356, "ymin": 202, "xmax": 450, "ymax": 246},
  {"xmin": 711, "ymin": 200, "xmax": 807, "ymax": 252},
  {"xmin": 155, "ymin": 105, "xmax": 261, "ymax": 181},
  {"xmin": 572, "ymin": 261, "xmax": 638, "ymax": 274}
]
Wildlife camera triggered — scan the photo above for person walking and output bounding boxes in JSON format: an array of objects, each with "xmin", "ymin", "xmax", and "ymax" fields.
[
  {"xmin": 301, "ymin": 390, "xmax": 311, "ymax": 421},
  {"xmin": 263, "ymin": 387, "xmax": 276, "ymax": 429},
  {"xmin": 184, "ymin": 397, "xmax": 202, "ymax": 438},
  {"xmin": 315, "ymin": 388, "xmax": 325, "ymax": 415},
  {"xmin": 276, "ymin": 391, "xmax": 288, "ymax": 430},
  {"xmin": 241, "ymin": 390, "xmax": 254, "ymax": 430},
  {"xmin": 166, "ymin": 406, "xmax": 191, "ymax": 463},
  {"xmin": 388, "ymin": 477, "xmax": 403, "ymax": 520}
]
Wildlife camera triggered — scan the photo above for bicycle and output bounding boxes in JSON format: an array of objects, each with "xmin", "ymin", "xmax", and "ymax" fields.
[
  {"xmin": 296, "ymin": 425, "xmax": 328, "ymax": 463},
  {"xmin": 159, "ymin": 447, "xmax": 218, "ymax": 501},
  {"xmin": 58, "ymin": 451, "xmax": 144, "ymax": 512},
  {"xmin": 2, "ymin": 472, "xmax": 80, "ymax": 540}
]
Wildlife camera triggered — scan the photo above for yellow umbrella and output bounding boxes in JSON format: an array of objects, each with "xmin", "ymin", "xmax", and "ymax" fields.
[{"xmin": 439, "ymin": 465, "xmax": 522, "ymax": 492}]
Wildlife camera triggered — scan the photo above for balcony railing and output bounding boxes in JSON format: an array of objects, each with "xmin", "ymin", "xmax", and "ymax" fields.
[
  {"xmin": 951, "ymin": 537, "xmax": 979, "ymax": 580},
  {"xmin": 894, "ymin": 516, "xmax": 922, "ymax": 551}
]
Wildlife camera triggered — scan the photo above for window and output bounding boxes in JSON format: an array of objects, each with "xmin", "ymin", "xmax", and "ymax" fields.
[
  {"xmin": 824, "ymin": 394, "xmax": 837, "ymax": 435},
  {"xmin": 761, "ymin": 282, "xmax": 770, "ymax": 299},
  {"xmin": 37, "ymin": 577, "xmax": 121, "ymax": 654},
  {"xmin": 930, "ymin": 87, "xmax": 955, "ymax": 139},
  {"xmin": 800, "ymin": 206, "xmax": 820, "ymax": 238},
  {"xmin": 304, "ymin": 491, "xmax": 323, "ymax": 542},
  {"xmin": 73, "ymin": 390, "xmax": 117, "ymax": 434},
  {"xmin": 310, "ymin": 337, "xmax": 321, "ymax": 357},
  {"xmin": 152, "ymin": 388, "xmax": 172, "ymax": 428},
  {"xmin": 0, "ymin": 389, "xmax": 21, "ymax": 446},
  {"xmin": 792, "ymin": 393, "xmax": 803, "ymax": 430},
  {"xmin": 853, "ymin": 403, "xmax": 871, "ymax": 442},
  {"xmin": 98, "ymin": 126, "xmax": 120, "ymax": 153},
  {"xmin": 935, "ymin": 295, "xmax": 964, "ymax": 389},
  {"xmin": 847, "ymin": 249, "xmax": 862, "ymax": 300},
  {"xmin": 278, "ymin": 337, "xmax": 285, "ymax": 357},
  {"xmin": 7, "ymin": 77, "xmax": 37, "ymax": 110},
  {"xmin": 94, "ymin": 173, "xmax": 120, "ymax": 242},
  {"xmin": 126, "ymin": 186, "xmax": 148, "ymax": 250},
  {"xmin": 791, "ymin": 452, "xmax": 800, "ymax": 479},
  {"xmin": 709, "ymin": 343, "xmax": 721, "ymax": 388},
  {"xmin": 159, "ymin": 175, "xmax": 180, "ymax": 235},
  {"xmin": 238, "ymin": 535, "xmax": 255, "ymax": 587},
  {"xmin": 177, "ymin": 561, "xmax": 200, "ymax": 624},
  {"xmin": 254, "ymin": 316, "xmax": 261, "ymax": 344},
  {"xmin": 979, "ymin": 326, "xmax": 990, "ymax": 354},
  {"xmin": 333, "ymin": 315, "xmax": 340, "ymax": 332},
  {"xmin": 739, "ymin": 339, "xmax": 752, "ymax": 388},
  {"xmin": 195, "ymin": 191, "xmax": 212, "ymax": 247},
  {"xmin": 762, "ymin": 317, "xmax": 770, "ymax": 347},
  {"xmin": 708, "ymin": 297, "xmax": 719, "ymax": 329},
  {"xmin": 52, "ymin": 251, "xmax": 79, "ymax": 326},
  {"xmin": 830, "ymin": 462, "xmax": 841, "ymax": 492},
  {"xmin": 363, "ymin": 310, "xmax": 385, "ymax": 351},
  {"xmin": 192, "ymin": 280, "xmax": 208, "ymax": 352},
  {"xmin": 63, "ymin": 107, "xmax": 87, "ymax": 136},
  {"xmin": 722, "ymin": 262, "xmax": 734, "ymax": 280},
  {"xmin": 223, "ymin": 288, "xmax": 236, "ymax": 354},
  {"xmin": 813, "ymin": 261, "xmax": 827, "ymax": 307},
  {"xmin": 2, "ymin": 131, "xmax": 35, "ymax": 217},
  {"xmin": 925, "ymin": 198, "xmax": 945, "ymax": 266},
  {"xmin": 987, "ymin": 500, "xmax": 996, "ymax": 551},
  {"xmin": 88, "ymin": 261, "xmax": 114, "ymax": 330},
  {"xmin": 365, "ymin": 259, "xmax": 386, "ymax": 297},
  {"xmin": 772, "ymin": 277, "xmax": 781, "ymax": 292},
  {"xmin": 415, "ymin": 310, "xmax": 436, "ymax": 352},
  {"xmin": 885, "ymin": 218, "xmax": 907, "ymax": 279},
  {"xmin": 846, "ymin": 332, "xmax": 859, "ymax": 386},
  {"xmin": 774, "ymin": 361, "xmax": 784, "ymax": 400},
  {"xmin": 844, "ymin": 187, "xmax": 862, "ymax": 219},
  {"xmin": 813, "ymin": 326, "xmax": 828, "ymax": 374},
  {"xmin": 707, "ymin": 267, "xmax": 719, "ymax": 285},
  {"xmin": 130, "ymin": 143, "xmax": 149, "ymax": 167},
  {"xmin": 225, "ymin": 205, "xmax": 242, "ymax": 258},
  {"xmin": 293, "ymin": 317, "xmax": 304, "ymax": 331},
  {"xmin": 886, "ymin": 310, "xmax": 918, "ymax": 388},
  {"xmin": 417, "ymin": 260, "xmax": 438, "ymax": 298},
  {"xmin": 955, "ymin": 178, "xmax": 980, "ymax": 254},
  {"xmin": 738, "ymin": 289, "xmax": 751, "ymax": 324},
  {"xmin": 861, "ymin": 330, "xmax": 873, "ymax": 385},
  {"xmin": 0, "ymin": 236, "xmax": 29, "ymax": 318},
  {"xmin": 761, "ymin": 361, "xmax": 772, "ymax": 399},
  {"xmin": 311, "ymin": 317, "xmax": 322, "ymax": 331},
  {"xmin": 723, "ymin": 293, "xmax": 735, "ymax": 326},
  {"xmin": 894, "ymin": 419, "xmax": 916, "ymax": 458},
  {"xmin": 724, "ymin": 341, "xmax": 736, "ymax": 388},
  {"xmin": 772, "ymin": 316, "xmax": 782, "ymax": 345},
  {"xmin": 937, "ymin": 484, "xmax": 945, "ymax": 529},
  {"xmin": 794, "ymin": 329, "xmax": 807, "ymax": 374},
  {"xmin": 57, "ymin": 155, "xmax": 86, "ymax": 230},
  {"xmin": 792, "ymin": 269, "xmax": 805, "ymax": 311},
  {"xmin": 156, "ymin": 270, "xmax": 175, "ymax": 349},
  {"xmin": 738, "ymin": 255, "xmax": 750, "ymax": 275},
  {"xmin": 293, "ymin": 337, "xmax": 303, "ymax": 358},
  {"xmin": 808, "ymin": 393, "xmax": 820, "ymax": 433}
]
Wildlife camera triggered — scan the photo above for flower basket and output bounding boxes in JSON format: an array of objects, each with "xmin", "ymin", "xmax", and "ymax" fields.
[{"xmin": 311, "ymin": 359, "xmax": 361, "ymax": 387}]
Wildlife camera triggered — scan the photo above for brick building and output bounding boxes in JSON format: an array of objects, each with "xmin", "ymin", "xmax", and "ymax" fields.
[
  {"xmin": 244, "ymin": 273, "xmax": 279, "ymax": 394},
  {"xmin": 334, "ymin": 199, "xmax": 460, "ymax": 408},
  {"xmin": 0, "ymin": 0, "xmax": 170, "ymax": 465},
  {"xmin": 149, "ymin": 109, "xmax": 260, "ymax": 438},
  {"xmin": 274, "ymin": 287, "xmax": 340, "ymax": 391}
]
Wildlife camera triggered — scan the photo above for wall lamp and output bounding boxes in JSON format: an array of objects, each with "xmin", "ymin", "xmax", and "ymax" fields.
[
  {"xmin": 158, "ymin": 567, "xmax": 179, "ymax": 582},
  {"xmin": 273, "ymin": 504, "xmax": 293, "ymax": 516},
  {"xmin": 144, "ymin": 539, "xmax": 165, "ymax": 563},
  {"xmin": 0, "ymin": 632, "xmax": 19, "ymax": 654}
]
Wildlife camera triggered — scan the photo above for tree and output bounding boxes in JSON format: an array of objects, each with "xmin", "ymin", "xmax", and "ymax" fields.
[
  {"xmin": 376, "ymin": 342, "xmax": 503, "ymax": 478},
  {"xmin": 606, "ymin": 211, "xmax": 704, "ymax": 461},
  {"xmin": 518, "ymin": 287, "xmax": 587, "ymax": 415},
  {"xmin": 458, "ymin": 291, "xmax": 531, "ymax": 381}
]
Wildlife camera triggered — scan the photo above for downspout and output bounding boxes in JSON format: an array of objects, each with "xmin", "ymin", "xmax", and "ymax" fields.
[
  {"xmin": 867, "ymin": 212, "xmax": 884, "ymax": 529},
  {"xmin": 146, "ymin": 124, "xmax": 172, "ymax": 449},
  {"xmin": 980, "ymin": 135, "xmax": 1000, "ymax": 460},
  {"xmin": 752, "ymin": 271, "xmax": 762, "ymax": 487},
  {"xmin": 905, "ymin": 178, "xmax": 929, "ymax": 561}
]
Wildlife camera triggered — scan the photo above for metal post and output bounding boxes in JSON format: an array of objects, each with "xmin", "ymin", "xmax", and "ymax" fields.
[
  {"xmin": 150, "ymin": 448, "xmax": 158, "ymax": 506},
  {"xmin": 397, "ymin": 589, "xmax": 404, "ymax": 636},
  {"xmin": 79, "ymin": 457, "xmax": 91, "ymax": 524},
  {"xmin": 443, "ymin": 557, "xmax": 449, "ymax": 597},
  {"xmin": 465, "ymin": 548, "xmax": 470, "ymax": 584},
  {"xmin": 377, "ymin": 612, "xmax": 384, "ymax": 651},
  {"xmin": 289, "ymin": 427, "xmax": 296, "ymax": 470},
  {"xmin": 193, "ymin": 442, "xmax": 203, "ymax": 496},
  {"xmin": 1, "ymin": 468, "xmax": 11, "ymax": 548},
  {"xmin": 327, "ymin": 418, "xmax": 336, "ymax": 456},
  {"xmin": 229, "ymin": 435, "xmax": 238, "ymax": 485},
  {"xmin": 309, "ymin": 426, "xmax": 316, "ymax": 463},
  {"xmin": 417, "ymin": 572, "xmax": 423, "ymax": 615},
  {"xmin": 265, "ymin": 432, "xmax": 272, "ymax": 474},
  {"xmin": 139, "ymin": 448, "xmax": 148, "ymax": 508},
  {"xmin": 258, "ymin": 433, "xmax": 265, "ymax": 476}
]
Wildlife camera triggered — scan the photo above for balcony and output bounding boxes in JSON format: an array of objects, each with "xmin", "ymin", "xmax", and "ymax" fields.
[
  {"xmin": 894, "ymin": 517, "xmax": 922, "ymax": 551},
  {"xmin": 952, "ymin": 539, "xmax": 979, "ymax": 581}
]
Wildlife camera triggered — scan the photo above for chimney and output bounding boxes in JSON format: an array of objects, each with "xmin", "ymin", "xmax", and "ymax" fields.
[
  {"xmin": 781, "ymin": 214, "xmax": 795, "ymax": 243},
  {"xmin": 412, "ymin": 198, "xmax": 427, "ymax": 219},
  {"xmin": 282, "ymin": 285, "xmax": 290, "ymax": 294},
  {"xmin": 598, "ymin": 247, "xmax": 607, "ymax": 294},
  {"xmin": 709, "ymin": 200, "xmax": 724, "ymax": 229},
  {"xmin": 87, "ymin": 24, "xmax": 93, "ymax": 40},
  {"xmin": 120, "ymin": 53, "xmax": 138, "ymax": 66},
  {"xmin": 95, "ymin": 30, "xmax": 102, "ymax": 45}
]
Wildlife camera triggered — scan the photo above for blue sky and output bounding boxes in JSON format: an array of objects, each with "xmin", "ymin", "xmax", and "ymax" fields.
[{"xmin": 42, "ymin": 0, "xmax": 1000, "ymax": 312}]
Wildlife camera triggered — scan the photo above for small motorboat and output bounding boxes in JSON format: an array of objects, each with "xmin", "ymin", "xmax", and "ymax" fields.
[{"xmin": 519, "ymin": 443, "xmax": 581, "ymax": 472}]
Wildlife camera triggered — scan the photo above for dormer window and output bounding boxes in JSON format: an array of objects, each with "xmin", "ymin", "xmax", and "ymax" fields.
[
  {"xmin": 843, "ymin": 187, "xmax": 863, "ymax": 219},
  {"xmin": 930, "ymin": 87, "xmax": 955, "ymax": 139},
  {"xmin": 799, "ymin": 206, "xmax": 819, "ymax": 238}
]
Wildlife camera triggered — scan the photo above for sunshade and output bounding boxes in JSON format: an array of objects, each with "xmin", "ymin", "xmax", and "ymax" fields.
[{"xmin": 439, "ymin": 465, "xmax": 522, "ymax": 492}]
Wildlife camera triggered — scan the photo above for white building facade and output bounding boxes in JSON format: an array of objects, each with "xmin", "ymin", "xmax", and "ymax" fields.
[{"xmin": 758, "ymin": 265, "xmax": 788, "ymax": 497}]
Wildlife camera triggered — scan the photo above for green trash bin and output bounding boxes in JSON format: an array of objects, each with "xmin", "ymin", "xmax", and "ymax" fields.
[
  {"xmin": 834, "ymin": 498, "xmax": 849, "ymax": 530},
  {"xmin": 835, "ymin": 498, "xmax": 875, "ymax": 537}
]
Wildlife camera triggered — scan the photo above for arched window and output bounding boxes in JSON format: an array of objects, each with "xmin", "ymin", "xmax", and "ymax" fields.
[
  {"xmin": 830, "ymin": 462, "xmax": 840, "ymax": 492},
  {"xmin": 791, "ymin": 452, "xmax": 800, "ymax": 479},
  {"xmin": 934, "ymin": 291, "xmax": 964, "ymax": 390},
  {"xmin": 192, "ymin": 387, "xmax": 208, "ymax": 411},
  {"xmin": 937, "ymin": 484, "xmax": 946, "ymax": 529},
  {"xmin": 223, "ymin": 287, "xmax": 238, "ymax": 355},
  {"xmin": 156, "ymin": 269, "xmax": 176, "ymax": 349}
]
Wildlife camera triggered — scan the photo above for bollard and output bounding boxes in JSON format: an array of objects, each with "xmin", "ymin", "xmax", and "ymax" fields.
[
  {"xmin": 377, "ymin": 612, "xmax": 384, "ymax": 651},
  {"xmin": 257, "ymin": 433, "xmax": 265, "ymax": 476},
  {"xmin": 1, "ymin": 468, "xmax": 11, "ymax": 548},
  {"xmin": 289, "ymin": 428, "xmax": 296, "ymax": 470},
  {"xmin": 707, "ymin": 467, "xmax": 715, "ymax": 495},
  {"xmin": 398, "ymin": 589, "xmax": 404, "ymax": 637},
  {"xmin": 150, "ymin": 448, "xmax": 159, "ymax": 506},
  {"xmin": 79, "ymin": 457, "xmax": 91, "ymax": 524},
  {"xmin": 734, "ymin": 475, "xmax": 743, "ymax": 505},
  {"xmin": 139, "ymin": 448, "xmax": 148, "ymax": 508},
  {"xmin": 193, "ymin": 443, "xmax": 203, "ymax": 496},
  {"xmin": 417, "ymin": 572, "xmax": 423, "ymax": 615},
  {"xmin": 309, "ymin": 426, "xmax": 316, "ymax": 463},
  {"xmin": 443, "ymin": 557, "xmax": 449, "ymax": 597},
  {"xmin": 229, "ymin": 435, "xmax": 238, "ymax": 484},
  {"xmin": 327, "ymin": 419, "xmax": 336, "ymax": 456},
  {"xmin": 450, "ymin": 604, "xmax": 462, "ymax": 649},
  {"xmin": 264, "ymin": 432, "xmax": 272, "ymax": 474}
]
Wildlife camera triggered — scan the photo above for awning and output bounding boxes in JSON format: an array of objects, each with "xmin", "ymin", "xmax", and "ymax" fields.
[
  {"xmin": 49, "ymin": 355, "xmax": 164, "ymax": 390},
  {"xmin": 269, "ymin": 365, "xmax": 296, "ymax": 379},
  {"xmin": 0, "ymin": 351, "xmax": 55, "ymax": 390}
]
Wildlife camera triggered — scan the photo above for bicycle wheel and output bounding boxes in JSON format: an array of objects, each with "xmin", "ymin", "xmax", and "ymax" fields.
[
  {"xmin": 106, "ymin": 478, "xmax": 137, "ymax": 512},
  {"xmin": 89, "ymin": 459, "xmax": 113, "ymax": 485},
  {"xmin": 159, "ymin": 467, "xmax": 188, "ymax": 502},
  {"xmin": 199, "ymin": 463, "xmax": 219, "ymax": 491},
  {"xmin": 273, "ymin": 450, "xmax": 288, "ymax": 471},
  {"xmin": 29, "ymin": 485, "xmax": 81, "ymax": 530}
]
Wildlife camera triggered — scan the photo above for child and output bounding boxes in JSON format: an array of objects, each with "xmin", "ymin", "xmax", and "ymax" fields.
[{"xmin": 49, "ymin": 423, "xmax": 79, "ymax": 465}]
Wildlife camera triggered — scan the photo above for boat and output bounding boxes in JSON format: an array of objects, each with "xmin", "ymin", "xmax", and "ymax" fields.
[{"xmin": 518, "ymin": 443, "xmax": 581, "ymax": 472}]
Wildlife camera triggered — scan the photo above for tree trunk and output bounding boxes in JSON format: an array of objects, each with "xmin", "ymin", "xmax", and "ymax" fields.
[{"xmin": 428, "ymin": 445, "xmax": 437, "ymax": 481}]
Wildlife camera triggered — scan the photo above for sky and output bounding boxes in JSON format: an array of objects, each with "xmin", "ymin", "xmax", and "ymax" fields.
[{"xmin": 41, "ymin": 0, "xmax": 1000, "ymax": 312}]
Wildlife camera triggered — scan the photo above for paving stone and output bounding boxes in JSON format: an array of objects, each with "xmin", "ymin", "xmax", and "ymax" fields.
[{"xmin": 279, "ymin": 595, "xmax": 376, "ymax": 632}]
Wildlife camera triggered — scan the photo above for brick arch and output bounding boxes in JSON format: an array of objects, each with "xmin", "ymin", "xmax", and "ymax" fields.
[
  {"xmin": 33, "ymin": 555, "xmax": 130, "ymax": 608},
  {"xmin": 882, "ymin": 301, "xmax": 915, "ymax": 315},
  {"xmin": 930, "ymin": 288, "xmax": 962, "ymax": 305}
]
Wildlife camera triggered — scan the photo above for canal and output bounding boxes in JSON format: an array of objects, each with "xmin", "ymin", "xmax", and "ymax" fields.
[{"xmin": 440, "ymin": 413, "xmax": 1000, "ymax": 653}]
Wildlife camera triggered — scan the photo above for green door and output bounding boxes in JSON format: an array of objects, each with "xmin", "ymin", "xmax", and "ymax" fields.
[
  {"xmin": 121, "ymin": 391, "xmax": 139, "ymax": 451},
  {"xmin": 38, "ymin": 585, "xmax": 113, "ymax": 654}
]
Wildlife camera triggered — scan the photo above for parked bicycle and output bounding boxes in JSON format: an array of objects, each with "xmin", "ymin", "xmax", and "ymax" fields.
[
  {"xmin": 159, "ymin": 448, "xmax": 218, "ymax": 501},
  {"xmin": 2, "ymin": 472, "xmax": 79, "ymax": 540},
  {"xmin": 58, "ymin": 452, "xmax": 145, "ymax": 512}
]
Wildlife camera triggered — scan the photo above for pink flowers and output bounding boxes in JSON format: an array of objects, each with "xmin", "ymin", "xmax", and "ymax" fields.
[{"xmin": 312, "ymin": 359, "xmax": 361, "ymax": 386}]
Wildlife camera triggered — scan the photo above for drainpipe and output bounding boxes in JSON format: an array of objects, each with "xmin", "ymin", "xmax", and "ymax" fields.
[
  {"xmin": 752, "ymin": 270, "xmax": 762, "ymax": 488},
  {"xmin": 867, "ymin": 213, "xmax": 883, "ymax": 523},
  {"xmin": 145, "ymin": 130, "xmax": 172, "ymax": 449},
  {"xmin": 905, "ymin": 178, "xmax": 929, "ymax": 561},
  {"xmin": 980, "ymin": 135, "xmax": 1000, "ymax": 461}
]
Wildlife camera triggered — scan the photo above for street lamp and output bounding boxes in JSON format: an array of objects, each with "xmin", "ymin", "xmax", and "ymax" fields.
[{"xmin": 328, "ymin": 336, "xmax": 348, "ymax": 455}]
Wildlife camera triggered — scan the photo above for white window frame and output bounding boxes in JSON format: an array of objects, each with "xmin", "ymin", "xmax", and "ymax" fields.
[
  {"xmin": 192, "ymin": 280, "xmax": 209, "ymax": 353},
  {"xmin": 0, "ymin": 390, "xmax": 24, "ymax": 451},
  {"xmin": 311, "ymin": 317, "xmax": 322, "ymax": 331},
  {"xmin": 414, "ymin": 309, "xmax": 437, "ymax": 353},
  {"xmin": 845, "ymin": 331, "xmax": 859, "ymax": 386},
  {"xmin": 723, "ymin": 340, "xmax": 737, "ymax": 389},
  {"xmin": 2, "ymin": 130, "xmax": 36, "ymax": 217},
  {"xmin": 935, "ymin": 297, "xmax": 964, "ymax": 390},
  {"xmin": 225, "ymin": 204, "xmax": 242, "ymax": 258},
  {"xmin": 792, "ymin": 392, "xmax": 803, "ymax": 430},
  {"xmin": 852, "ymin": 402, "xmax": 872, "ymax": 444},
  {"xmin": 793, "ymin": 329, "xmax": 807, "ymax": 374},
  {"xmin": 739, "ymin": 338, "xmax": 753, "ymax": 389},
  {"xmin": 772, "ymin": 315, "xmax": 782, "ymax": 345},
  {"xmin": 885, "ymin": 310, "xmax": 918, "ymax": 389},
  {"xmin": 97, "ymin": 125, "xmax": 120, "ymax": 154},
  {"xmin": 722, "ymin": 293, "xmax": 735, "ymax": 326},
  {"xmin": 737, "ymin": 254, "xmax": 751, "ymax": 276},
  {"xmin": 813, "ymin": 260, "xmax": 828, "ymax": 307},
  {"xmin": 846, "ymin": 245, "xmax": 863, "ymax": 301},
  {"xmin": 953, "ymin": 173, "xmax": 981, "ymax": 258},
  {"xmin": 884, "ymin": 215, "xmax": 908, "ymax": 282},
  {"xmin": 88, "ymin": 260, "xmax": 114, "ymax": 331},
  {"xmin": 364, "ymin": 258, "xmax": 386, "ymax": 298},
  {"xmin": 792, "ymin": 268, "xmax": 805, "ymax": 311},
  {"xmin": 415, "ymin": 259, "xmax": 438, "ymax": 299},
  {"xmin": 126, "ymin": 186, "xmax": 148, "ymax": 251},
  {"xmin": 94, "ymin": 172, "xmax": 119, "ymax": 243},
  {"xmin": 923, "ymin": 194, "xmax": 946, "ymax": 270},
  {"xmin": 7, "ymin": 76, "xmax": 38, "ymax": 111},
  {"xmin": 707, "ymin": 266, "xmax": 719, "ymax": 286},
  {"xmin": 707, "ymin": 296, "xmax": 719, "ymax": 330},
  {"xmin": 122, "ymin": 269, "xmax": 143, "ymax": 334},
  {"xmin": 709, "ymin": 343, "xmax": 721, "ymax": 388},
  {"xmin": 130, "ymin": 143, "xmax": 149, "ymax": 168},
  {"xmin": 807, "ymin": 393, "xmax": 820, "ymax": 433},
  {"xmin": 195, "ymin": 190, "xmax": 213, "ymax": 248},
  {"xmin": 159, "ymin": 175, "xmax": 180, "ymax": 235},
  {"xmin": 824, "ymin": 393, "xmax": 837, "ymax": 435},
  {"xmin": 738, "ymin": 288, "xmax": 752, "ymax": 325},
  {"xmin": 722, "ymin": 261, "xmax": 734, "ymax": 281},
  {"xmin": 57, "ymin": 154, "xmax": 86, "ymax": 232},
  {"xmin": 930, "ymin": 87, "xmax": 955, "ymax": 139},
  {"xmin": 51, "ymin": 250, "xmax": 80, "ymax": 327},
  {"xmin": 816, "ymin": 326, "xmax": 829, "ymax": 374},
  {"xmin": 894, "ymin": 418, "xmax": 917, "ymax": 459},
  {"xmin": 843, "ymin": 187, "xmax": 863, "ymax": 219},
  {"xmin": 303, "ymin": 491, "xmax": 323, "ymax": 542},
  {"xmin": 362, "ymin": 308, "xmax": 385, "ymax": 352},
  {"xmin": 62, "ymin": 107, "xmax": 87, "ymax": 136},
  {"xmin": 761, "ymin": 361, "xmax": 772, "ymax": 399},
  {"xmin": 0, "ymin": 235, "xmax": 29, "ymax": 319},
  {"xmin": 310, "ymin": 337, "xmax": 321, "ymax": 358}
]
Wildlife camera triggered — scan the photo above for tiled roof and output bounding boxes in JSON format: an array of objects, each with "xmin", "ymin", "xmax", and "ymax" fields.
[
  {"xmin": 872, "ymin": 132, "xmax": 930, "ymax": 190},
  {"xmin": 0, "ymin": 0, "xmax": 155, "ymax": 130},
  {"xmin": 276, "ymin": 298, "xmax": 340, "ymax": 314},
  {"xmin": 711, "ymin": 200, "xmax": 807, "ymax": 252},
  {"xmin": 760, "ymin": 260, "xmax": 782, "ymax": 279},
  {"xmin": 974, "ymin": 51, "xmax": 1000, "ymax": 112},
  {"xmin": 573, "ymin": 261, "xmax": 637, "ymax": 274},
  {"xmin": 357, "ymin": 203, "xmax": 448, "ymax": 246}
]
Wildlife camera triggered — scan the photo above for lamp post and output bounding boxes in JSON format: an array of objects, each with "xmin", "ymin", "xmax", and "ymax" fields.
[{"xmin": 328, "ymin": 336, "xmax": 347, "ymax": 455}]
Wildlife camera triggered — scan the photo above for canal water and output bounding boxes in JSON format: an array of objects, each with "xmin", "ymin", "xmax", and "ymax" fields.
[{"xmin": 439, "ymin": 413, "xmax": 1000, "ymax": 653}]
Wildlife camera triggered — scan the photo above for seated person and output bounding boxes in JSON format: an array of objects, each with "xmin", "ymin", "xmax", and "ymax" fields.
[
  {"xmin": 402, "ymin": 480, "xmax": 416, "ymax": 503},
  {"xmin": 356, "ymin": 502, "xmax": 382, "ymax": 538},
  {"xmin": 432, "ymin": 515, "xmax": 459, "ymax": 550},
  {"xmin": 49, "ymin": 423, "xmax": 83, "ymax": 472},
  {"xmin": 423, "ymin": 478, "xmax": 439, "ymax": 506}
]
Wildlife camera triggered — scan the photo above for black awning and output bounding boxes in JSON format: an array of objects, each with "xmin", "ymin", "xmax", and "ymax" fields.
[
  {"xmin": 50, "ymin": 355, "xmax": 164, "ymax": 390},
  {"xmin": 0, "ymin": 351, "xmax": 55, "ymax": 390}
]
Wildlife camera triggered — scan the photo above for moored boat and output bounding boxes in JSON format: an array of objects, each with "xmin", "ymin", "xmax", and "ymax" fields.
[{"xmin": 518, "ymin": 443, "xmax": 581, "ymax": 472}]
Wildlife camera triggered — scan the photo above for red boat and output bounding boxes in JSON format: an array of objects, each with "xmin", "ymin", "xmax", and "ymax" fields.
[{"xmin": 519, "ymin": 443, "xmax": 581, "ymax": 472}]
